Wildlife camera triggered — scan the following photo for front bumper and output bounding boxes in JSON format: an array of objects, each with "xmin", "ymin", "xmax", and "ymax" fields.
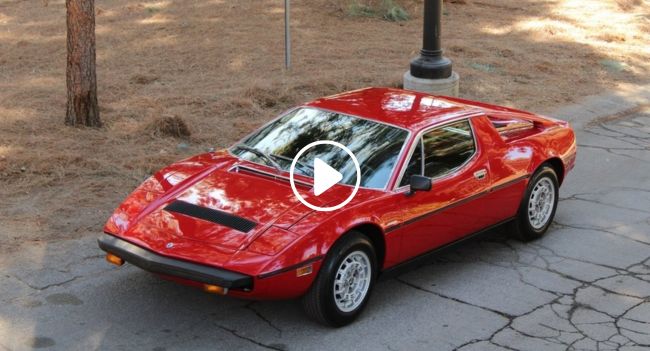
[{"xmin": 97, "ymin": 234, "xmax": 253, "ymax": 289}]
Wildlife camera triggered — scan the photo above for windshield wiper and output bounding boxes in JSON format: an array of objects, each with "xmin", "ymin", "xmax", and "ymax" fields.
[
  {"xmin": 233, "ymin": 144, "xmax": 283, "ymax": 173},
  {"xmin": 269, "ymin": 153, "xmax": 314, "ymax": 177}
]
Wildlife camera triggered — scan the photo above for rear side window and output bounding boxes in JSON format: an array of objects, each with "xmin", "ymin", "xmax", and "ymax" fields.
[
  {"xmin": 488, "ymin": 115, "xmax": 535, "ymax": 140},
  {"xmin": 422, "ymin": 120, "xmax": 475, "ymax": 179}
]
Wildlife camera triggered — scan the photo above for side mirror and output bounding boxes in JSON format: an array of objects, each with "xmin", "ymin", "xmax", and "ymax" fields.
[{"xmin": 407, "ymin": 175, "xmax": 431, "ymax": 195}]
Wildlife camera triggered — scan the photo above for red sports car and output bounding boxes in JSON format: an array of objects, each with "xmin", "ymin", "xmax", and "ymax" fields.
[{"xmin": 99, "ymin": 87, "xmax": 576, "ymax": 326}]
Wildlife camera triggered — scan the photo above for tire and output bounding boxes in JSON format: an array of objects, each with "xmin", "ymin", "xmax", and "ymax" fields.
[
  {"xmin": 301, "ymin": 231, "xmax": 377, "ymax": 327},
  {"xmin": 511, "ymin": 165, "xmax": 559, "ymax": 241}
]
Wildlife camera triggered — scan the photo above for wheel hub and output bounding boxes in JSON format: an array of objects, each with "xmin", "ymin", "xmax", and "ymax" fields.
[
  {"xmin": 333, "ymin": 251, "xmax": 371, "ymax": 312},
  {"xmin": 528, "ymin": 177, "xmax": 555, "ymax": 230}
]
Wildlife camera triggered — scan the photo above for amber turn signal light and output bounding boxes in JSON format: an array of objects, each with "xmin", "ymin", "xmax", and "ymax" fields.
[
  {"xmin": 296, "ymin": 264, "xmax": 313, "ymax": 277},
  {"xmin": 203, "ymin": 284, "xmax": 228, "ymax": 295},
  {"xmin": 105, "ymin": 253, "xmax": 124, "ymax": 266}
]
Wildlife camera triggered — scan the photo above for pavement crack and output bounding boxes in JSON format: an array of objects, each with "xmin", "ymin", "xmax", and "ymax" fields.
[
  {"xmin": 394, "ymin": 277, "xmax": 515, "ymax": 320},
  {"xmin": 552, "ymin": 221, "xmax": 650, "ymax": 247},
  {"xmin": 514, "ymin": 266, "xmax": 563, "ymax": 296},
  {"xmin": 577, "ymin": 137, "xmax": 650, "ymax": 163},
  {"xmin": 577, "ymin": 143, "xmax": 643, "ymax": 152},
  {"xmin": 214, "ymin": 324, "xmax": 285, "ymax": 351},
  {"xmin": 560, "ymin": 194, "xmax": 650, "ymax": 214},
  {"xmin": 245, "ymin": 302, "xmax": 283, "ymax": 336},
  {"xmin": 12, "ymin": 274, "xmax": 81, "ymax": 291}
]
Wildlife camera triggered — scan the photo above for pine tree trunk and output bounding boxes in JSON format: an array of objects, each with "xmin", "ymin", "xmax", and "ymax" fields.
[{"xmin": 65, "ymin": 0, "xmax": 100, "ymax": 127}]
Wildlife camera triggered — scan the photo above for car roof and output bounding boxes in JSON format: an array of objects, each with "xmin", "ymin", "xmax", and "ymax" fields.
[{"xmin": 304, "ymin": 87, "xmax": 532, "ymax": 131}]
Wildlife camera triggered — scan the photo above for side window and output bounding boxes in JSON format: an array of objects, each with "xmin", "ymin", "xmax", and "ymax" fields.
[
  {"xmin": 422, "ymin": 120, "xmax": 476, "ymax": 179},
  {"xmin": 398, "ymin": 140, "xmax": 423, "ymax": 187}
]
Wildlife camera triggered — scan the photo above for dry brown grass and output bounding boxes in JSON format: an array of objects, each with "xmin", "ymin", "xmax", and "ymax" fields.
[
  {"xmin": 0, "ymin": 0, "xmax": 648, "ymax": 252},
  {"xmin": 143, "ymin": 115, "xmax": 191, "ymax": 138}
]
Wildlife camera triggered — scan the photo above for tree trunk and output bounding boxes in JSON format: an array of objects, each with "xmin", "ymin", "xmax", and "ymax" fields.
[{"xmin": 65, "ymin": 0, "xmax": 100, "ymax": 127}]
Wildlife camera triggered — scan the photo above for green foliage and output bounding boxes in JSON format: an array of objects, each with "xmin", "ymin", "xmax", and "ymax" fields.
[
  {"xmin": 345, "ymin": 0, "xmax": 410, "ymax": 22},
  {"xmin": 469, "ymin": 62, "xmax": 497, "ymax": 73},
  {"xmin": 144, "ymin": 4, "xmax": 162, "ymax": 14},
  {"xmin": 347, "ymin": 2, "xmax": 377, "ymax": 18},
  {"xmin": 599, "ymin": 59, "xmax": 627, "ymax": 72},
  {"xmin": 382, "ymin": 0, "xmax": 410, "ymax": 21}
]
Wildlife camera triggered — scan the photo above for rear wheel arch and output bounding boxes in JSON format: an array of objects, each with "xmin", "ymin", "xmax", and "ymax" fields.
[
  {"xmin": 543, "ymin": 157, "xmax": 565, "ymax": 185},
  {"xmin": 511, "ymin": 163, "xmax": 560, "ymax": 241}
]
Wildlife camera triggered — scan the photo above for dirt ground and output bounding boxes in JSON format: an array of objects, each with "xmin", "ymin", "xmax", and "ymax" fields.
[{"xmin": 0, "ymin": 0, "xmax": 648, "ymax": 252}]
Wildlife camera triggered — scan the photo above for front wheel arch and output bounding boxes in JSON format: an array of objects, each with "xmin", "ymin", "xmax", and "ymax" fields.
[
  {"xmin": 301, "ymin": 230, "xmax": 378, "ymax": 326},
  {"xmin": 347, "ymin": 223, "xmax": 385, "ymax": 270}
]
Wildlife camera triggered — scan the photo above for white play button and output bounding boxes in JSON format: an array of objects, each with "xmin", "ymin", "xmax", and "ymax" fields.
[
  {"xmin": 289, "ymin": 140, "xmax": 361, "ymax": 212},
  {"xmin": 313, "ymin": 158, "xmax": 343, "ymax": 196}
]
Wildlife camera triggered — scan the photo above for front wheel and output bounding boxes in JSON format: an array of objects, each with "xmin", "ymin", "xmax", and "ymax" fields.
[
  {"xmin": 301, "ymin": 231, "xmax": 377, "ymax": 327},
  {"xmin": 511, "ymin": 165, "xmax": 559, "ymax": 241}
]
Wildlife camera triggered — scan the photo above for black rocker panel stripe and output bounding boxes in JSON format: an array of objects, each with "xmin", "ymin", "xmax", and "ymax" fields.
[
  {"xmin": 386, "ymin": 174, "xmax": 529, "ymax": 233},
  {"xmin": 164, "ymin": 200, "xmax": 257, "ymax": 233}
]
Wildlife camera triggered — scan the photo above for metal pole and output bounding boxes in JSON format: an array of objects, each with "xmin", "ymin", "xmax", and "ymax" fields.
[
  {"xmin": 285, "ymin": 0, "xmax": 291, "ymax": 70},
  {"xmin": 409, "ymin": 0, "xmax": 451, "ymax": 79},
  {"xmin": 421, "ymin": 0, "xmax": 442, "ymax": 56}
]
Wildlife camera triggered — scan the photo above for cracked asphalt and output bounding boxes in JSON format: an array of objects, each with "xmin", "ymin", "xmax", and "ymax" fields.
[{"xmin": 1, "ymin": 88, "xmax": 649, "ymax": 351}]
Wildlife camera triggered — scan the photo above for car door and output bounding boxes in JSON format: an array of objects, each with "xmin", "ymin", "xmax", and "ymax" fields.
[{"xmin": 391, "ymin": 118, "xmax": 494, "ymax": 261}]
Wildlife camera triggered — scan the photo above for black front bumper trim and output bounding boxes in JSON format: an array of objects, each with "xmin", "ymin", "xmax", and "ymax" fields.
[{"xmin": 98, "ymin": 234, "xmax": 253, "ymax": 289}]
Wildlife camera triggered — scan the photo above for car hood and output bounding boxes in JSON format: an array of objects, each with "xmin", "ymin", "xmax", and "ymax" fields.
[{"xmin": 119, "ymin": 158, "xmax": 344, "ymax": 253}]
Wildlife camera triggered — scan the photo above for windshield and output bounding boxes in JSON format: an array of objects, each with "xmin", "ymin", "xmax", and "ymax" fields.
[{"xmin": 231, "ymin": 107, "xmax": 409, "ymax": 189}]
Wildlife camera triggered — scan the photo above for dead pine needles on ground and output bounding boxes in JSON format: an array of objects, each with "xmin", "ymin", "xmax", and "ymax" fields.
[{"xmin": 0, "ymin": 0, "xmax": 648, "ymax": 252}]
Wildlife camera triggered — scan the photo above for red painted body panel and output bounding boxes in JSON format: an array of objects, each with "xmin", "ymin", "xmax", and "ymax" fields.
[
  {"xmin": 103, "ymin": 87, "xmax": 577, "ymax": 299},
  {"xmin": 390, "ymin": 116, "xmax": 495, "ymax": 261}
]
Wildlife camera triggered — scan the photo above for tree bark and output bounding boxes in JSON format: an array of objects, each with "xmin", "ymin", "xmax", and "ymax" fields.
[{"xmin": 65, "ymin": 0, "xmax": 100, "ymax": 127}]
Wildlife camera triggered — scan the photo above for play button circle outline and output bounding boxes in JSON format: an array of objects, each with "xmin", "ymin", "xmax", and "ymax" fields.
[{"xmin": 289, "ymin": 140, "xmax": 361, "ymax": 212}]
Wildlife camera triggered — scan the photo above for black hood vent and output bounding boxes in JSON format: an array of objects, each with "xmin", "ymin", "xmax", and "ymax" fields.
[{"xmin": 164, "ymin": 200, "xmax": 257, "ymax": 233}]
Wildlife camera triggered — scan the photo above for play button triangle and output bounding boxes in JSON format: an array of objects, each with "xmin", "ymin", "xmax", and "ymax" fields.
[{"xmin": 313, "ymin": 158, "xmax": 343, "ymax": 196}]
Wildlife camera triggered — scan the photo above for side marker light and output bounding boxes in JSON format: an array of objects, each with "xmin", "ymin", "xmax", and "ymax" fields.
[{"xmin": 296, "ymin": 264, "xmax": 313, "ymax": 277}]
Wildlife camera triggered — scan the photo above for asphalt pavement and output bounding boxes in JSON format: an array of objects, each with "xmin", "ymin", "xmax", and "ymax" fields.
[{"xmin": 1, "ymin": 86, "xmax": 649, "ymax": 351}]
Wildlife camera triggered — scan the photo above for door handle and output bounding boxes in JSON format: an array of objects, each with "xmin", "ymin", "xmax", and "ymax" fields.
[{"xmin": 474, "ymin": 169, "xmax": 487, "ymax": 180}]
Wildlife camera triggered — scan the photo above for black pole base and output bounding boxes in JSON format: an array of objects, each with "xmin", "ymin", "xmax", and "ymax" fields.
[{"xmin": 409, "ymin": 55, "xmax": 453, "ymax": 80}]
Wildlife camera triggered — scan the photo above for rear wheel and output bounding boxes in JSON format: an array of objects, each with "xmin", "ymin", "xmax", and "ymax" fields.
[
  {"xmin": 511, "ymin": 165, "xmax": 559, "ymax": 241},
  {"xmin": 301, "ymin": 231, "xmax": 377, "ymax": 327}
]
